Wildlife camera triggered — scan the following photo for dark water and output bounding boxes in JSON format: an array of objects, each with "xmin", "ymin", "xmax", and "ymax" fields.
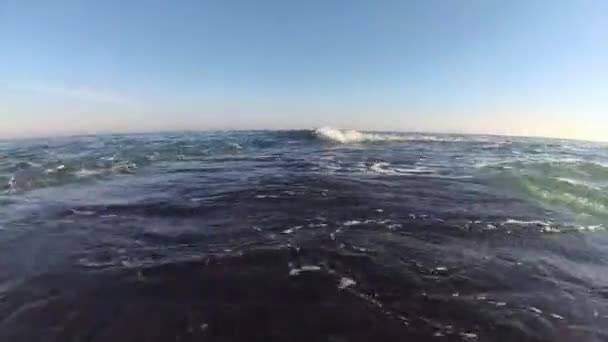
[{"xmin": 1, "ymin": 128, "xmax": 608, "ymax": 341}]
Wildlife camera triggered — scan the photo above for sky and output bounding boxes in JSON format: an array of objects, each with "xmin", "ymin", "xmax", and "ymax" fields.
[{"xmin": 1, "ymin": 0, "xmax": 607, "ymax": 141}]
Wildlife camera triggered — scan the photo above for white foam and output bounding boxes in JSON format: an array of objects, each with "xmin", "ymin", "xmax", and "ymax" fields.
[
  {"xmin": 369, "ymin": 162, "xmax": 394, "ymax": 174},
  {"xmin": 314, "ymin": 127, "xmax": 408, "ymax": 144},
  {"xmin": 343, "ymin": 220, "xmax": 361, "ymax": 226},
  {"xmin": 6, "ymin": 176, "xmax": 16, "ymax": 194},
  {"xmin": 460, "ymin": 332, "xmax": 478, "ymax": 340},
  {"xmin": 579, "ymin": 224, "xmax": 604, "ymax": 232},
  {"xmin": 504, "ymin": 219, "xmax": 550, "ymax": 227},
  {"xmin": 338, "ymin": 277, "xmax": 357, "ymax": 290},
  {"xmin": 314, "ymin": 127, "xmax": 366, "ymax": 143},
  {"xmin": 45, "ymin": 164, "xmax": 67, "ymax": 174},
  {"xmin": 255, "ymin": 194, "xmax": 279, "ymax": 199},
  {"xmin": 364, "ymin": 162, "xmax": 438, "ymax": 176},
  {"xmin": 282, "ymin": 225, "xmax": 303, "ymax": 234},
  {"xmin": 313, "ymin": 126, "xmax": 485, "ymax": 144},
  {"xmin": 555, "ymin": 177, "xmax": 588, "ymax": 187},
  {"xmin": 541, "ymin": 226, "xmax": 562, "ymax": 233},
  {"xmin": 391, "ymin": 166, "xmax": 435, "ymax": 174},
  {"xmin": 289, "ymin": 265, "xmax": 322, "ymax": 276}
]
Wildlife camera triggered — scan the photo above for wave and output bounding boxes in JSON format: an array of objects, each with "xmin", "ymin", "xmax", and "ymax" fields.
[
  {"xmin": 310, "ymin": 127, "xmax": 487, "ymax": 144},
  {"xmin": 364, "ymin": 162, "xmax": 437, "ymax": 176},
  {"xmin": 368, "ymin": 162, "xmax": 395, "ymax": 174},
  {"xmin": 4, "ymin": 160, "xmax": 139, "ymax": 194},
  {"xmin": 313, "ymin": 127, "xmax": 413, "ymax": 144},
  {"xmin": 315, "ymin": 127, "xmax": 381, "ymax": 143},
  {"xmin": 484, "ymin": 160, "xmax": 608, "ymax": 220},
  {"xmin": 521, "ymin": 176, "xmax": 608, "ymax": 218},
  {"xmin": 481, "ymin": 159, "xmax": 608, "ymax": 182}
]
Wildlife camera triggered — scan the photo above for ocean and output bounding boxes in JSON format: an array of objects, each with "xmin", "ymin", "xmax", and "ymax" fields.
[{"xmin": 1, "ymin": 127, "xmax": 607, "ymax": 341}]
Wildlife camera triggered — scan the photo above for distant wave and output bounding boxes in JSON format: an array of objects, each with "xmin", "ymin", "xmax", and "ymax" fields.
[
  {"xmin": 311, "ymin": 127, "xmax": 476, "ymax": 144},
  {"xmin": 313, "ymin": 127, "xmax": 412, "ymax": 144}
]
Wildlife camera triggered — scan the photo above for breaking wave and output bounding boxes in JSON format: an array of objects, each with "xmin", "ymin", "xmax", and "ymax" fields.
[
  {"xmin": 311, "ymin": 127, "xmax": 456, "ymax": 144},
  {"xmin": 313, "ymin": 127, "xmax": 407, "ymax": 143}
]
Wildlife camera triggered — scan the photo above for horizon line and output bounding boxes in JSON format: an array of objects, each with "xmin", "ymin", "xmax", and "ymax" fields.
[{"xmin": 2, "ymin": 127, "xmax": 606, "ymax": 144}]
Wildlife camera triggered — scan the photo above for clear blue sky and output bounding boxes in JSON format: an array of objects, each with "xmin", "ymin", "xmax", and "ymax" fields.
[{"xmin": 1, "ymin": 0, "xmax": 607, "ymax": 140}]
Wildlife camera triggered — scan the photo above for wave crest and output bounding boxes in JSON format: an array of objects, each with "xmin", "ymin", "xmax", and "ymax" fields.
[{"xmin": 313, "ymin": 127, "xmax": 408, "ymax": 144}]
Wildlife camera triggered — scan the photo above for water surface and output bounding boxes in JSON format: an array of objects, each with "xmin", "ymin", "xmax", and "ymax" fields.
[{"xmin": 1, "ymin": 128, "xmax": 607, "ymax": 341}]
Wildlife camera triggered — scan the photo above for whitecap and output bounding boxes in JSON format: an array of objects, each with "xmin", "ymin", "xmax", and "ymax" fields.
[
  {"xmin": 313, "ymin": 126, "xmax": 481, "ymax": 144},
  {"xmin": 352, "ymin": 246, "xmax": 369, "ymax": 253},
  {"xmin": 387, "ymin": 223, "xmax": 402, "ymax": 230},
  {"xmin": 314, "ymin": 127, "xmax": 367, "ymax": 143},
  {"xmin": 338, "ymin": 277, "xmax": 357, "ymax": 289},
  {"xmin": 282, "ymin": 225, "xmax": 303, "ymax": 234},
  {"xmin": 504, "ymin": 219, "xmax": 550, "ymax": 227},
  {"xmin": 579, "ymin": 225, "xmax": 604, "ymax": 232},
  {"xmin": 366, "ymin": 162, "xmax": 437, "ymax": 176},
  {"xmin": 541, "ymin": 226, "xmax": 562, "ymax": 233},
  {"xmin": 6, "ymin": 176, "xmax": 16, "ymax": 193},
  {"xmin": 343, "ymin": 220, "xmax": 361, "ymax": 226},
  {"xmin": 555, "ymin": 177, "xmax": 589, "ymax": 187},
  {"xmin": 368, "ymin": 162, "xmax": 395, "ymax": 175},
  {"xmin": 255, "ymin": 194, "xmax": 279, "ymax": 199},
  {"xmin": 460, "ymin": 332, "xmax": 478, "ymax": 340},
  {"xmin": 314, "ymin": 127, "xmax": 409, "ymax": 144},
  {"xmin": 392, "ymin": 166, "xmax": 435, "ymax": 174},
  {"xmin": 289, "ymin": 265, "xmax": 321, "ymax": 276}
]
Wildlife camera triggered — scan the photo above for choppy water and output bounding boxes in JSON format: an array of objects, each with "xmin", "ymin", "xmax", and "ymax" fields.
[{"xmin": 1, "ymin": 128, "xmax": 608, "ymax": 341}]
